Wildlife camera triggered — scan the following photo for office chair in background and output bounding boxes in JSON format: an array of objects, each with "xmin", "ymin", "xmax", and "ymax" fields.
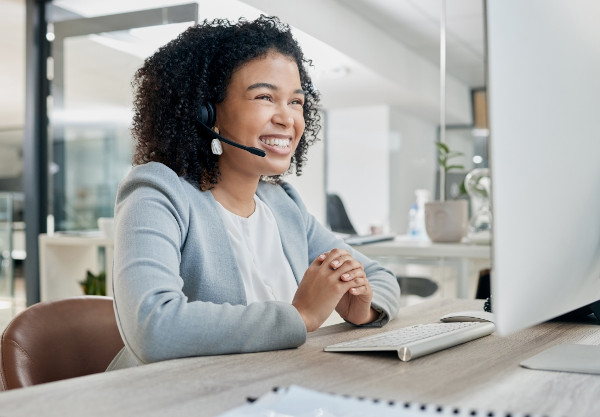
[
  {"xmin": 0, "ymin": 296, "xmax": 124, "ymax": 390},
  {"xmin": 326, "ymin": 193, "xmax": 358, "ymax": 235},
  {"xmin": 326, "ymin": 193, "xmax": 438, "ymax": 299}
]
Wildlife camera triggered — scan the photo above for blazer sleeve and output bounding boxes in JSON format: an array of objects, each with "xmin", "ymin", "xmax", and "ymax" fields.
[{"xmin": 280, "ymin": 182, "xmax": 401, "ymax": 327}]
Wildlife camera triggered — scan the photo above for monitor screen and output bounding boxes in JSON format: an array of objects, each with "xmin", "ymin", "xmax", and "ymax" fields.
[{"xmin": 487, "ymin": 0, "xmax": 600, "ymax": 336}]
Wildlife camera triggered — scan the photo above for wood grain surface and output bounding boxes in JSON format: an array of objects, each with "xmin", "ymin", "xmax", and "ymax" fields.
[{"xmin": 0, "ymin": 298, "xmax": 598, "ymax": 417}]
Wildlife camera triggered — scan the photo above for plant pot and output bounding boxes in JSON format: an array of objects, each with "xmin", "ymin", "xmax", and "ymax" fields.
[{"xmin": 424, "ymin": 200, "xmax": 468, "ymax": 243}]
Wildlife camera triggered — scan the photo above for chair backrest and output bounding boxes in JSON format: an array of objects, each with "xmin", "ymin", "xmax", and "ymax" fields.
[
  {"xmin": 0, "ymin": 296, "xmax": 124, "ymax": 390},
  {"xmin": 326, "ymin": 193, "xmax": 357, "ymax": 235}
]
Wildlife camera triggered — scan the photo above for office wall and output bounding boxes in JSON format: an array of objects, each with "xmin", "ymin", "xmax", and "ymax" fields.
[
  {"xmin": 389, "ymin": 108, "xmax": 437, "ymax": 234},
  {"xmin": 326, "ymin": 105, "xmax": 390, "ymax": 235},
  {"xmin": 326, "ymin": 105, "xmax": 439, "ymax": 236},
  {"xmin": 284, "ymin": 130, "xmax": 326, "ymax": 225}
]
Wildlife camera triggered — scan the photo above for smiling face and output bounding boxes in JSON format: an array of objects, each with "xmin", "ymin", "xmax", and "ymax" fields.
[{"xmin": 214, "ymin": 51, "xmax": 306, "ymax": 179}]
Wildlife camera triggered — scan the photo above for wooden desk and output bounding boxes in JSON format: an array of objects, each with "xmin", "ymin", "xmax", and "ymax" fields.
[
  {"xmin": 0, "ymin": 299, "xmax": 598, "ymax": 417},
  {"xmin": 354, "ymin": 236, "xmax": 491, "ymax": 298}
]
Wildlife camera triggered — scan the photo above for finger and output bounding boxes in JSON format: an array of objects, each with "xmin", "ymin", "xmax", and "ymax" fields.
[
  {"xmin": 348, "ymin": 278, "xmax": 372, "ymax": 296},
  {"xmin": 348, "ymin": 278, "xmax": 373, "ymax": 297},
  {"xmin": 314, "ymin": 252, "xmax": 330, "ymax": 264},
  {"xmin": 339, "ymin": 269, "xmax": 366, "ymax": 282},
  {"xmin": 330, "ymin": 254, "xmax": 359, "ymax": 270},
  {"xmin": 340, "ymin": 271, "xmax": 353, "ymax": 282},
  {"xmin": 335, "ymin": 263, "xmax": 366, "ymax": 282},
  {"xmin": 321, "ymin": 248, "xmax": 350, "ymax": 265},
  {"xmin": 345, "ymin": 276, "xmax": 369, "ymax": 288},
  {"xmin": 349, "ymin": 285, "xmax": 369, "ymax": 296}
]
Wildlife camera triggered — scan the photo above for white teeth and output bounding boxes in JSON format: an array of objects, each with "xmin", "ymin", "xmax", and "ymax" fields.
[{"xmin": 261, "ymin": 138, "xmax": 290, "ymax": 148}]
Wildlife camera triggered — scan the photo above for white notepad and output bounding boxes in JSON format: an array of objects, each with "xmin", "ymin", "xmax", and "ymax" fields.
[{"xmin": 216, "ymin": 385, "xmax": 555, "ymax": 417}]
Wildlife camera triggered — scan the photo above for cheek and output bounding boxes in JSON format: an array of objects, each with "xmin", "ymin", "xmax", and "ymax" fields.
[
  {"xmin": 296, "ymin": 116, "xmax": 306, "ymax": 137},
  {"xmin": 293, "ymin": 120, "xmax": 306, "ymax": 152}
]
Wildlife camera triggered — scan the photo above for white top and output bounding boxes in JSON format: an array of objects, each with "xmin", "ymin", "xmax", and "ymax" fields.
[{"xmin": 216, "ymin": 194, "xmax": 298, "ymax": 304}]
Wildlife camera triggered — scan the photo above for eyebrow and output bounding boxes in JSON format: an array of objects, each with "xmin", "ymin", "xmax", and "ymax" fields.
[{"xmin": 247, "ymin": 82, "xmax": 305, "ymax": 95}]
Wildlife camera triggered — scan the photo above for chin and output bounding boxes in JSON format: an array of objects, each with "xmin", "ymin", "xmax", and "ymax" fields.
[{"xmin": 262, "ymin": 163, "xmax": 291, "ymax": 178}]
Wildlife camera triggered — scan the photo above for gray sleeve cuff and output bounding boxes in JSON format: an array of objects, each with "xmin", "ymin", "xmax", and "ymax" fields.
[{"xmin": 345, "ymin": 304, "xmax": 390, "ymax": 328}]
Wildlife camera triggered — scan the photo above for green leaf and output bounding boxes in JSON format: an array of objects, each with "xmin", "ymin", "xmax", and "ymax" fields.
[
  {"xmin": 446, "ymin": 164, "xmax": 465, "ymax": 172},
  {"xmin": 436, "ymin": 142, "xmax": 450, "ymax": 153},
  {"xmin": 459, "ymin": 178, "xmax": 468, "ymax": 195},
  {"xmin": 80, "ymin": 270, "xmax": 106, "ymax": 296},
  {"xmin": 446, "ymin": 151, "xmax": 464, "ymax": 158}
]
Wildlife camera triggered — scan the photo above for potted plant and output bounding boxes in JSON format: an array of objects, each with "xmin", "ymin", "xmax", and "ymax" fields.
[
  {"xmin": 79, "ymin": 270, "xmax": 106, "ymax": 296},
  {"xmin": 424, "ymin": 142, "xmax": 469, "ymax": 242}
]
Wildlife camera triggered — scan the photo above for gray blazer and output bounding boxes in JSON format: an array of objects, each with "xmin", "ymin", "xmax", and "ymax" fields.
[{"xmin": 108, "ymin": 162, "xmax": 400, "ymax": 370}]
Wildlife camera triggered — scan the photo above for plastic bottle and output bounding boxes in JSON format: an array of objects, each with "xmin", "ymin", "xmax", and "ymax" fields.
[
  {"xmin": 408, "ymin": 203, "xmax": 419, "ymax": 237},
  {"xmin": 408, "ymin": 189, "xmax": 430, "ymax": 239}
]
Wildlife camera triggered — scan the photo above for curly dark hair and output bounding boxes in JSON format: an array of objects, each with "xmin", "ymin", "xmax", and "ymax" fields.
[{"xmin": 131, "ymin": 15, "xmax": 321, "ymax": 189}]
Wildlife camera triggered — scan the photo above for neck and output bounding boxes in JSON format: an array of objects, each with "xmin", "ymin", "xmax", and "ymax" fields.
[{"xmin": 210, "ymin": 174, "xmax": 259, "ymax": 218}]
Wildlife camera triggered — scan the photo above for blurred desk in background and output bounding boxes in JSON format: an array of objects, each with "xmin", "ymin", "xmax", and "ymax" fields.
[
  {"xmin": 353, "ymin": 235, "xmax": 491, "ymax": 298},
  {"xmin": 38, "ymin": 233, "xmax": 113, "ymax": 301}
]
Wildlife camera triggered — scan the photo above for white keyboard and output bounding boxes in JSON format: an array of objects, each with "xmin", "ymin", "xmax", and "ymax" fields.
[{"xmin": 324, "ymin": 321, "xmax": 495, "ymax": 361}]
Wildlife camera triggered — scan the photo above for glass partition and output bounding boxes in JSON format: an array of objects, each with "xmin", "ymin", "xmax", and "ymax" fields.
[
  {"xmin": 47, "ymin": 2, "xmax": 199, "ymax": 232},
  {"xmin": 324, "ymin": 0, "xmax": 487, "ymax": 236},
  {"xmin": 0, "ymin": 193, "xmax": 15, "ymax": 300}
]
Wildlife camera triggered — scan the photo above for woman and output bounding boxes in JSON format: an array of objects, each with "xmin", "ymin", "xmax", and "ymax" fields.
[{"xmin": 108, "ymin": 15, "xmax": 400, "ymax": 370}]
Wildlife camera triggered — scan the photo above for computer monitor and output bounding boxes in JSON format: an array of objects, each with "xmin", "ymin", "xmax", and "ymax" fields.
[{"xmin": 487, "ymin": 0, "xmax": 600, "ymax": 344}]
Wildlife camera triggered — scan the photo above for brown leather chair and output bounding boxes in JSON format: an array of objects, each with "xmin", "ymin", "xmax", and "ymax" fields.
[{"xmin": 0, "ymin": 296, "xmax": 124, "ymax": 390}]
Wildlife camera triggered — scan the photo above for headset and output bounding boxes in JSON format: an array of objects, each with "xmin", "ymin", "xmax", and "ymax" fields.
[{"xmin": 197, "ymin": 102, "xmax": 266, "ymax": 157}]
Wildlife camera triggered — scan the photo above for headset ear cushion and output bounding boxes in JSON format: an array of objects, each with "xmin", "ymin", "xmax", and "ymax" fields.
[{"xmin": 198, "ymin": 102, "xmax": 216, "ymax": 126}]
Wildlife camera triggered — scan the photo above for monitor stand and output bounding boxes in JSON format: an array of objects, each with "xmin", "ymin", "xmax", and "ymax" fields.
[
  {"xmin": 552, "ymin": 300, "xmax": 600, "ymax": 324},
  {"xmin": 519, "ymin": 300, "xmax": 600, "ymax": 375}
]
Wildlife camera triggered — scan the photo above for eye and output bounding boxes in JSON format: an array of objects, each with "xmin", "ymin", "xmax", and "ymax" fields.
[
  {"xmin": 290, "ymin": 98, "xmax": 305, "ymax": 106},
  {"xmin": 256, "ymin": 94, "xmax": 273, "ymax": 102}
]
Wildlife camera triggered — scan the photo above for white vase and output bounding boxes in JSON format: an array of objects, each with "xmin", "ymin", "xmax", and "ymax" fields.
[{"xmin": 424, "ymin": 200, "xmax": 469, "ymax": 243}]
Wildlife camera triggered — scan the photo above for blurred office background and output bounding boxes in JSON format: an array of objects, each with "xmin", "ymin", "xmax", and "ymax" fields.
[{"xmin": 0, "ymin": 0, "xmax": 488, "ymax": 311}]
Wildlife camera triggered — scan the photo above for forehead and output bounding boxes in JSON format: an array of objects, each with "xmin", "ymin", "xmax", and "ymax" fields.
[{"xmin": 228, "ymin": 52, "xmax": 301, "ymax": 87}]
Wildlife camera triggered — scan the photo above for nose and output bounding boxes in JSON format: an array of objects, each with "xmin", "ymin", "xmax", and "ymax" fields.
[{"xmin": 272, "ymin": 104, "xmax": 294, "ymax": 127}]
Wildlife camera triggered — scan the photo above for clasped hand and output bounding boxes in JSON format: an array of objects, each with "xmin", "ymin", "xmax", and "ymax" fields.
[{"xmin": 292, "ymin": 248, "xmax": 376, "ymax": 332}]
